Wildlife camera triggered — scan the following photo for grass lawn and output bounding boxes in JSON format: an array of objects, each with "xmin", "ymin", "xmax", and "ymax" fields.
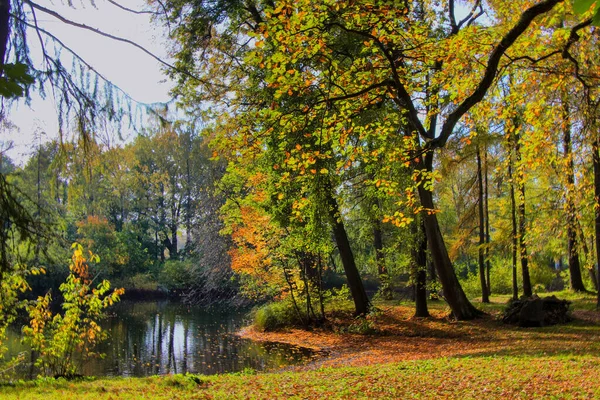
[{"xmin": 3, "ymin": 291, "xmax": 600, "ymax": 399}]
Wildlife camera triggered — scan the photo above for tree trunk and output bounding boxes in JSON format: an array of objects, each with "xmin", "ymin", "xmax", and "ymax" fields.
[
  {"xmin": 563, "ymin": 103, "xmax": 586, "ymax": 291},
  {"xmin": 373, "ymin": 216, "xmax": 393, "ymax": 300},
  {"xmin": 575, "ymin": 219, "xmax": 598, "ymax": 291},
  {"xmin": 484, "ymin": 148, "xmax": 492, "ymax": 296},
  {"xmin": 593, "ymin": 139, "xmax": 600, "ymax": 310},
  {"xmin": 170, "ymin": 223, "xmax": 178, "ymax": 260},
  {"xmin": 374, "ymin": 220, "xmax": 385, "ymax": 276},
  {"xmin": 417, "ymin": 151, "xmax": 481, "ymax": 320},
  {"xmin": 0, "ymin": 0, "xmax": 9, "ymax": 72},
  {"xmin": 413, "ymin": 219, "xmax": 429, "ymax": 318},
  {"xmin": 185, "ymin": 158, "xmax": 193, "ymax": 253},
  {"xmin": 324, "ymin": 182, "xmax": 370, "ymax": 315},
  {"xmin": 477, "ymin": 145, "xmax": 489, "ymax": 303},
  {"xmin": 515, "ymin": 133, "xmax": 532, "ymax": 297},
  {"xmin": 509, "ymin": 148, "xmax": 519, "ymax": 301}
]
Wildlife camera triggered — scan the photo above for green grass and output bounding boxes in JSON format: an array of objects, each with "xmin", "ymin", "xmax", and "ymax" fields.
[
  {"xmin": 3, "ymin": 355, "xmax": 599, "ymax": 399},
  {"xmin": 469, "ymin": 290, "xmax": 599, "ymax": 313},
  {"xmin": 4, "ymin": 290, "xmax": 599, "ymax": 399}
]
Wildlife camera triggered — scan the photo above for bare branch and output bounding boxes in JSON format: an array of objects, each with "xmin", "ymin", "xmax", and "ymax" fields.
[
  {"xmin": 105, "ymin": 0, "xmax": 158, "ymax": 16},
  {"xmin": 319, "ymin": 80, "xmax": 392, "ymax": 104},
  {"xmin": 449, "ymin": 0, "xmax": 458, "ymax": 34},
  {"xmin": 457, "ymin": 0, "xmax": 483, "ymax": 30},
  {"xmin": 24, "ymin": 0, "xmax": 215, "ymax": 88},
  {"xmin": 505, "ymin": 50, "xmax": 562, "ymax": 65},
  {"xmin": 15, "ymin": 16, "xmax": 134, "ymax": 102}
]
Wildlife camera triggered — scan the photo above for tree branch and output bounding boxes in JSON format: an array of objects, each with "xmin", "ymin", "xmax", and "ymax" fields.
[
  {"xmin": 324, "ymin": 21, "xmax": 430, "ymax": 139},
  {"xmin": 449, "ymin": 0, "xmax": 458, "ymax": 34},
  {"xmin": 457, "ymin": 0, "xmax": 483, "ymax": 30},
  {"xmin": 433, "ymin": 0, "xmax": 563, "ymax": 149},
  {"xmin": 105, "ymin": 0, "xmax": 158, "ymax": 16},
  {"xmin": 24, "ymin": 0, "xmax": 214, "ymax": 87},
  {"xmin": 0, "ymin": 0, "xmax": 10, "ymax": 72}
]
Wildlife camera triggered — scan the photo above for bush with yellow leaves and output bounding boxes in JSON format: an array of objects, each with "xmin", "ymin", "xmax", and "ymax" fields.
[{"xmin": 22, "ymin": 243, "xmax": 124, "ymax": 378}]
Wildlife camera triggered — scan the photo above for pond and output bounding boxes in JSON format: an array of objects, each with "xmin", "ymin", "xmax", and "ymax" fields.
[{"xmin": 4, "ymin": 300, "xmax": 314, "ymax": 378}]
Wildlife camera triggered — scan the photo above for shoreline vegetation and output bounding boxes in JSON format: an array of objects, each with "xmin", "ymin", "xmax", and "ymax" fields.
[
  {"xmin": 4, "ymin": 292, "xmax": 600, "ymax": 399},
  {"xmin": 4, "ymin": 0, "xmax": 600, "ymax": 398}
]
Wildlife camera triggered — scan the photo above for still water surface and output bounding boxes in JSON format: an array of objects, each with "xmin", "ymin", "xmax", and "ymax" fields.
[{"xmin": 7, "ymin": 300, "xmax": 313, "ymax": 378}]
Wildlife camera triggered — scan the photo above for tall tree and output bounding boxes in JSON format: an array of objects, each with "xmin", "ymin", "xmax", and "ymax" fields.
[
  {"xmin": 477, "ymin": 144, "xmax": 490, "ymax": 302},
  {"xmin": 156, "ymin": 0, "xmax": 574, "ymax": 319},
  {"xmin": 515, "ymin": 129, "xmax": 533, "ymax": 297},
  {"xmin": 562, "ymin": 99, "xmax": 586, "ymax": 291}
]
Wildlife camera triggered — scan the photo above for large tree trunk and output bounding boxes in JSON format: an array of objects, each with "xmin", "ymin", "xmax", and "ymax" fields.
[
  {"xmin": 413, "ymin": 219, "xmax": 429, "ymax": 318},
  {"xmin": 484, "ymin": 148, "xmax": 492, "ymax": 296},
  {"xmin": 185, "ymin": 158, "xmax": 193, "ymax": 254},
  {"xmin": 170, "ymin": 223, "xmax": 178, "ymax": 259},
  {"xmin": 417, "ymin": 151, "xmax": 481, "ymax": 320},
  {"xmin": 0, "ymin": 0, "xmax": 9, "ymax": 72},
  {"xmin": 477, "ymin": 145, "xmax": 489, "ymax": 303},
  {"xmin": 509, "ymin": 149, "xmax": 519, "ymax": 301},
  {"xmin": 324, "ymin": 182, "xmax": 370, "ymax": 315},
  {"xmin": 563, "ymin": 103, "xmax": 586, "ymax": 291},
  {"xmin": 515, "ymin": 132, "xmax": 532, "ymax": 297}
]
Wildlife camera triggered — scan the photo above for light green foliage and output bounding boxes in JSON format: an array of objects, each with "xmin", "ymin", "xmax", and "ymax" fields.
[
  {"xmin": 0, "ymin": 269, "xmax": 33, "ymax": 359},
  {"xmin": 158, "ymin": 259, "xmax": 193, "ymax": 290},
  {"xmin": 4, "ymin": 355, "xmax": 600, "ymax": 399},
  {"xmin": 76, "ymin": 216, "xmax": 129, "ymax": 278},
  {"xmin": 254, "ymin": 285, "xmax": 355, "ymax": 331},
  {"xmin": 574, "ymin": 0, "xmax": 600, "ymax": 25},
  {"xmin": 459, "ymin": 260, "xmax": 557, "ymax": 299},
  {"xmin": 21, "ymin": 244, "xmax": 124, "ymax": 377},
  {"xmin": 0, "ymin": 263, "xmax": 47, "ymax": 381},
  {"xmin": 254, "ymin": 301, "xmax": 304, "ymax": 332},
  {"xmin": 128, "ymin": 273, "xmax": 158, "ymax": 291}
]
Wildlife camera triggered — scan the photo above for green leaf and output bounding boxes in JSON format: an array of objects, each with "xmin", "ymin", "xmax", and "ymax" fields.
[
  {"xmin": 0, "ymin": 79, "xmax": 24, "ymax": 98},
  {"xmin": 593, "ymin": 9, "xmax": 600, "ymax": 25},
  {"xmin": 573, "ymin": 0, "xmax": 596, "ymax": 15},
  {"xmin": 0, "ymin": 62, "xmax": 34, "ymax": 99}
]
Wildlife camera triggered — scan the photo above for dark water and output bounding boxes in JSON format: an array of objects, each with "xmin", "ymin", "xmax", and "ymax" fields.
[{"xmin": 5, "ymin": 300, "xmax": 313, "ymax": 378}]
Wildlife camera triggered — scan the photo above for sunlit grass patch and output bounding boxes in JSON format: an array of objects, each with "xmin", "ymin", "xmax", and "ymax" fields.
[{"xmin": 4, "ymin": 355, "xmax": 600, "ymax": 399}]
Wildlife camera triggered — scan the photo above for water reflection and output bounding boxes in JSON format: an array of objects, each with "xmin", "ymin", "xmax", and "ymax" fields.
[{"xmin": 7, "ymin": 300, "xmax": 313, "ymax": 378}]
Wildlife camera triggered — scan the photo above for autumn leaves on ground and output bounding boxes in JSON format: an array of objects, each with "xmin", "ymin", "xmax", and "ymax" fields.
[{"xmin": 6, "ymin": 293, "xmax": 600, "ymax": 399}]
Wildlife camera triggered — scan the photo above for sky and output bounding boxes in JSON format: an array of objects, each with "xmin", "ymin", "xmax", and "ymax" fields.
[{"xmin": 2, "ymin": 0, "xmax": 175, "ymax": 163}]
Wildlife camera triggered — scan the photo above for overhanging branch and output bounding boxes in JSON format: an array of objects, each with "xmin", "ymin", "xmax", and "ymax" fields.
[
  {"xmin": 433, "ymin": 0, "xmax": 563, "ymax": 149},
  {"xmin": 23, "ymin": 0, "xmax": 214, "ymax": 87}
]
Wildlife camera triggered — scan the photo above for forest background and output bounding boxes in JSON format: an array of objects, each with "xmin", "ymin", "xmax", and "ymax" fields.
[{"xmin": 1, "ymin": 0, "xmax": 600, "ymax": 367}]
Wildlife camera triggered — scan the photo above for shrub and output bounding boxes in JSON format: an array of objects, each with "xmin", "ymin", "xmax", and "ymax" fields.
[
  {"xmin": 254, "ymin": 300, "xmax": 305, "ymax": 331},
  {"xmin": 459, "ymin": 259, "xmax": 557, "ymax": 299},
  {"xmin": 21, "ymin": 244, "xmax": 124, "ymax": 378},
  {"xmin": 343, "ymin": 309, "xmax": 382, "ymax": 335},
  {"xmin": 127, "ymin": 273, "xmax": 158, "ymax": 290},
  {"xmin": 0, "ymin": 267, "xmax": 34, "ymax": 379},
  {"xmin": 323, "ymin": 285, "xmax": 354, "ymax": 312},
  {"xmin": 458, "ymin": 270, "xmax": 483, "ymax": 299},
  {"xmin": 158, "ymin": 260, "xmax": 194, "ymax": 291}
]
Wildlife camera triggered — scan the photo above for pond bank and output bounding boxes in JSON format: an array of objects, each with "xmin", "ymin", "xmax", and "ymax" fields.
[
  {"xmin": 237, "ymin": 303, "xmax": 600, "ymax": 371},
  {"xmin": 3, "ymin": 299, "xmax": 315, "ymax": 380},
  {"xmin": 5, "ymin": 299, "xmax": 600, "ymax": 398}
]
